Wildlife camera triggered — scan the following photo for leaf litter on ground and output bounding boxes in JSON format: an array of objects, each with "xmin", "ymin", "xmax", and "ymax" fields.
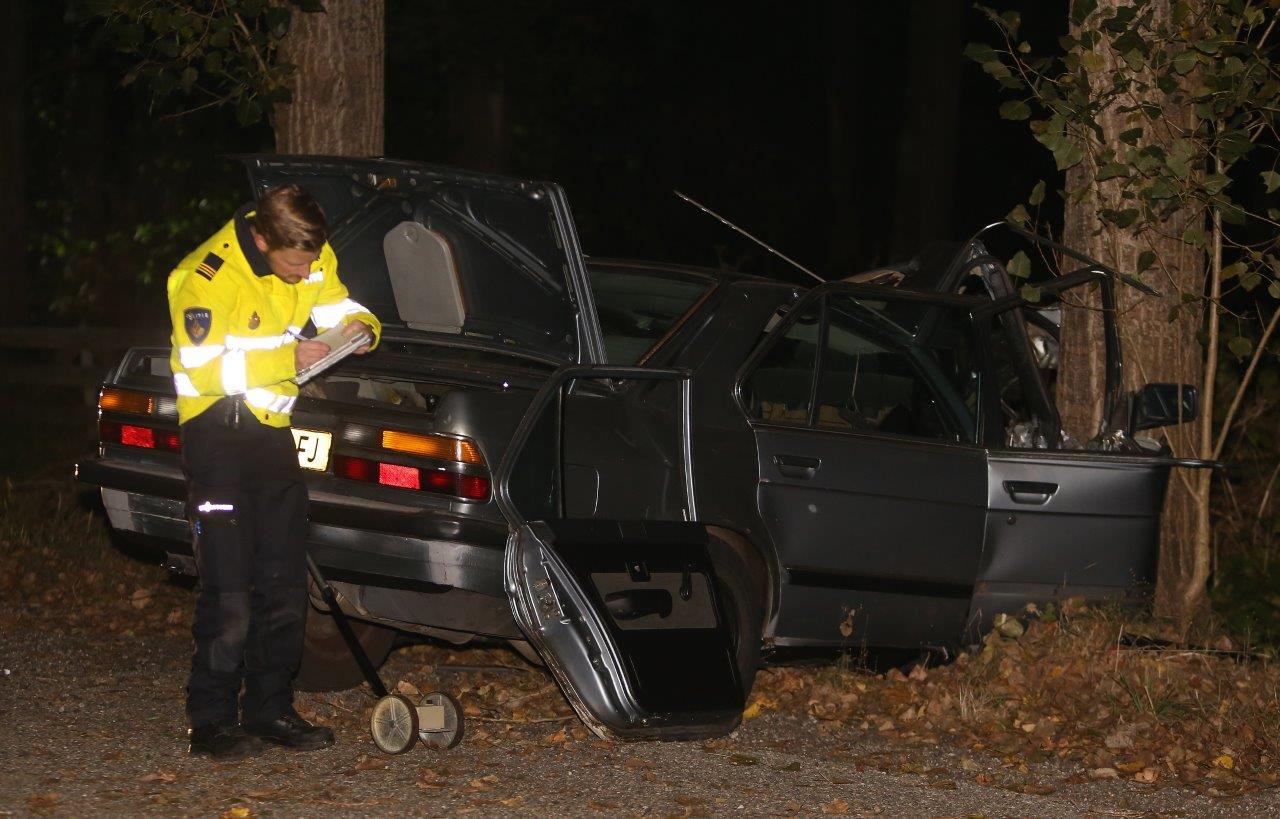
[
  {"xmin": 10, "ymin": 468, "xmax": 1280, "ymax": 799},
  {"xmin": 750, "ymin": 599, "xmax": 1280, "ymax": 794}
]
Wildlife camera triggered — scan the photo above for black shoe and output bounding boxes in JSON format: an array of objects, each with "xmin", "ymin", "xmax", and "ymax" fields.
[
  {"xmin": 244, "ymin": 711, "xmax": 335, "ymax": 751},
  {"xmin": 189, "ymin": 723, "xmax": 265, "ymax": 761}
]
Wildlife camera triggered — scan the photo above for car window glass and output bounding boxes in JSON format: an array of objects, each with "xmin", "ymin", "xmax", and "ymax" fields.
[
  {"xmin": 587, "ymin": 268, "xmax": 712, "ymax": 364},
  {"xmin": 742, "ymin": 305, "xmax": 820, "ymax": 425},
  {"xmin": 816, "ymin": 294, "xmax": 976, "ymax": 442}
]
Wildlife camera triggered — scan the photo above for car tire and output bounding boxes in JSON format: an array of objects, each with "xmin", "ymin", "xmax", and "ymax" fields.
[
  {"xmin": 295, "ymin": 603, "xmax": 396, "ymax": 692},
  {"xmin": 705, "ymin": 535, "xmax": 765, "ymax": 700}
]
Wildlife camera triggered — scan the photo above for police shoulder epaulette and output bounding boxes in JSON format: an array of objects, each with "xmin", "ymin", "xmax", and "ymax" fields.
[{"xmin": 195, "ymin": 252, "xmax": 224, "ymax": 282}]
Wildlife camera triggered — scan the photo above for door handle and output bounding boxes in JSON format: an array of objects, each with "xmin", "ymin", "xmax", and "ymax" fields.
[
  {"xmin": 774, "ymin": 454, "xmax": 821, "ymax": 480},
  {"xmin": 1003, "ymin": 480, "xmax": 1058, "ymax": 505}
]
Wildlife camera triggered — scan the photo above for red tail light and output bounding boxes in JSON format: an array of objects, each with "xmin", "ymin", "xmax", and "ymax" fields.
[
  {"xmin": 458, "ymin": 474, "xmax": 491, "ymax": 500},
  {"xmin": 378, "ymin": 462, "xmax": 420, "ymax": 489},
  {"xmin": 100, "ymin": 420, "xmax": 181, "ymax": 453},
  {"xmin": 332, "ymin": 454, "xmax": 489, "ymax": 501}
]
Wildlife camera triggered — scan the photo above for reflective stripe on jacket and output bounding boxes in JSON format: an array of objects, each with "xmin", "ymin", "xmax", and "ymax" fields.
[{"xmin": 167, "ymin": 206, "xmax": 381, "ymax": 428}]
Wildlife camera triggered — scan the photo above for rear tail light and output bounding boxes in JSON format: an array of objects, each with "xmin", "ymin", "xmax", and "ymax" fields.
[
  {"xmin": 381, "ymin": 430, "xmax": 484, "ymax": 464},
  {"xmin": 99, "ymin": 387, "xmax": 155, "ymax": 415},
  {"xmin": 332, "ymin": 454, "xmax": 490, "ymax": 501},
  {"xmin": 99, "ymin": 420, "xmax": 181, "ymax": 453}
]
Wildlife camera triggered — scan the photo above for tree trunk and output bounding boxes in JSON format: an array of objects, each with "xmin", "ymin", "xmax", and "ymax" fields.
[
  {"xmin": 275, "ymin": 0, "xmax": 385, "ymax": 156},
  {"xmin": 1057, "ymin": 0, "xmax": 1205, "ymax": 622},
  {"xmin": 0, "ymin": 0, "xmax": 26, "ymax": 324}
]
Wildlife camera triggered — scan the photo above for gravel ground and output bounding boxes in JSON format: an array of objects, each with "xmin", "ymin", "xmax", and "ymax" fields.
[{"xmin": 3, "ymin": 605, "xmax": 1280, "ymax": 818}]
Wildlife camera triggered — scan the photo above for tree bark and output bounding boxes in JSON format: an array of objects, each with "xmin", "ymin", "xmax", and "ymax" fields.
[
  {"xmin": 275, "ymin": 0, "xmax": 385, "ymax": 156},
  {"xmin": 1057, "ymin": 0, "xmax": 1205, "ymax": 621},
  {"xmin": 0, "ymin": 0, "xmax": 26, "ymax": 324}
]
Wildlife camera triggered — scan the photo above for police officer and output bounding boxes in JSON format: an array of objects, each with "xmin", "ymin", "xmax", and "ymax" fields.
[{"xmin": 168, "ymin": 184, "xmax": 381, "ymax": 760}]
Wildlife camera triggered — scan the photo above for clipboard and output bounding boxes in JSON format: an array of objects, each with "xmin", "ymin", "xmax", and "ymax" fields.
[{"xmin": 293, "ymin": 324, "xmax": 371, "ymax": 385}]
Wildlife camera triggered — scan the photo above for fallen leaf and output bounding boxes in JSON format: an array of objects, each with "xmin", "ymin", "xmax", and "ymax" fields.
[
  {"xmin": 1089, "ymin": 767, "xmax": 1119, "ymax": 780},
  {"xmin": 354, "ymin": 755, "xmax": 387, "ymax": 771},
  {"xmin": 1212, "ymin": 754, "xmax": 1235, "ymax": 770},
  {"xmin": 220, "ymin": 808, "xmax": 252, "ymax": 819},
  {"xmin": 742, "ymin": 701, "xmax": 763, "ymax": 720},
  {"xmin": 994, "ymin": 613, "xmax": 1024, "ymax": 639},
  {"xmin": 139, "ymin": 770, "xmax": 177, "ymax": 783},
  {"xmin": 1134, "ymin": 768, "xmax": 1159, "ymax": 783},
  {"xmin": 821, "ymin": 797, "xmax": 850, "ymax": 814},
  {"xmin": 547, "ymin": 728, "xmax": 568, "ymax": 744},
  {"xmin": 131, "ymin": 587, "xmax": 153, "ymax": 609},
  {"xmin": 396, "ymin": 680, "xmax": 421, "ymax": 699},
  {"xmin": 27, "ymin": 792, "xmax": 60, "ymax": 816},
  {"xmin": 500, "ymin": 796, "xmax": 525, "ymax": 807},
  {"xmin": 587, "ymin": 799, "xmax": 618, "ymax": 811},
  {"xmin": 1115, "ymin": 760, "xmax": 1146, "ymax": 774},
  {"xmin": 729, "ymin": 753, "xmax": 760, "ymax": 766}
]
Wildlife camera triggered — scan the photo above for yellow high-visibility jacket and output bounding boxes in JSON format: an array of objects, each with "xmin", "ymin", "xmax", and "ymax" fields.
[{"xmin": 167, "ymin": 206, "xmax": 382, "ymax": 428}]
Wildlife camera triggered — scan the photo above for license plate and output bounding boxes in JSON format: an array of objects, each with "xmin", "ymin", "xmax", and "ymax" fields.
[{"xmin": 291, "ymin": 427, "xmax": 333, "ymax": 472}]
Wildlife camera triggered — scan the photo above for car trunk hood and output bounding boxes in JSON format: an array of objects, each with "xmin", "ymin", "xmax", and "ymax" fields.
[{"xmin": 238, "ymin": 155, "xmax": 597, "ymax": 364}]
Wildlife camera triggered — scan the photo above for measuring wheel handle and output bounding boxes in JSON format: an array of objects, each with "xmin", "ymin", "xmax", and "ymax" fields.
[
  {"xmin": 370, "ymin": 693, "xmax": 419, "ymax": 754},
  {"xmin": 417, "ymin": 691, "xmax": 465, "ymax": 750}
]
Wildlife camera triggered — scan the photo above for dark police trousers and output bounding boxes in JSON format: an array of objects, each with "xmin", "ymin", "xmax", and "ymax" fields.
[{"xmin": 181, "ymin": 399, "xmax": 309, "ymax": 729}]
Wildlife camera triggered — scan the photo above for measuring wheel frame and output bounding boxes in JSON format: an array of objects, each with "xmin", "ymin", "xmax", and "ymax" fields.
[
  {"xmin": 417, "ymin": 691, "xmax": 465, "ymax": 750},
  {"xmin": 370, "ymin": 693, "xmax": 419, "ymax": 754}
]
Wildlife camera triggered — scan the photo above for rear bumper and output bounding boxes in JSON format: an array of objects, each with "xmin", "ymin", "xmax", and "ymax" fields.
[{"xmin": 80, "ymin": 456, "xmax": 515, "ymax": 635}]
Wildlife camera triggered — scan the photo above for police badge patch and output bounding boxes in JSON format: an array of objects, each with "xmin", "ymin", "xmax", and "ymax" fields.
[{"xmin": 185, "ymin": 307, "xmax": 212, "ymax": 344}]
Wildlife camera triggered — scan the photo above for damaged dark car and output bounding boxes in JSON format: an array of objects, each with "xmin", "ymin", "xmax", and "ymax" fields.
[{"xmin": 79, "ymin": 156, "xmax": 1207, "ymax": 741}]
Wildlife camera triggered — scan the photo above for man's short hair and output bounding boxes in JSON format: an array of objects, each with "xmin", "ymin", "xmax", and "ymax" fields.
[{"xmin": 253, "ymin": 184, "xmax": 328, "ymax": 252}]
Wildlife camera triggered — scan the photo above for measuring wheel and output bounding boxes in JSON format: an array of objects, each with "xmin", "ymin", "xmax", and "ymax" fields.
[
  {"xmin": 370, "ymin": 693, "xmax": 419, "ymax": 754},
  {"xmin": 417, "ymin": 691, "xmax": 465, "ymax": 750}
]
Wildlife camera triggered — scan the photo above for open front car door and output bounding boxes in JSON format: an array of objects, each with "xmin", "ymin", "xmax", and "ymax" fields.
[{"xmin": 496, "ymin": 366, "xmax": 745, "ymax": 740}]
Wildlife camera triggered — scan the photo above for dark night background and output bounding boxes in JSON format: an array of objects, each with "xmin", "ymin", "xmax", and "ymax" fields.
[{"xmin": 19, "ymin": 0, "xmax": 1062, "ymax": 323}]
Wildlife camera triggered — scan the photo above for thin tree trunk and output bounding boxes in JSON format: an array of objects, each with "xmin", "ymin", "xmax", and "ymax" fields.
[
  {"xmin": 1057, "ymin": 0, "xmax": 1205, "ymax": 622},
  {"xmin": 275, "ymin": 0, "xmax": 385, "ymax": 156},
  {"xmin": 0, "ymin": 0, "xmax": 26, "ymax": 324}
]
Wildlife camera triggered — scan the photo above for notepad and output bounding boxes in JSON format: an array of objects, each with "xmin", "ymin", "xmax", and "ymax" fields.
[{"xmin": 293, "ymin": 324, "xmax": 371, "ymax": 385}]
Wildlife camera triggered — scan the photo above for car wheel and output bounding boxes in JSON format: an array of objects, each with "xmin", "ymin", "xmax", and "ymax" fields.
[
  {"xmin": 295, "ymin": 603, "xmax": 396, "ymax": 692},
  {"xmin": 705, "ymin": 535, "xmax": 765, "ymax": 700}
]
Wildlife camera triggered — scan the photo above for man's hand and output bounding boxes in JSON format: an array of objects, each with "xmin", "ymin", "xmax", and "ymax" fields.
[
  {"xmin": 294, "ymin": 339, "xmax": 331, "ymax": 373},
  {"xmin": 343, "ymin": 320, "xmax": 374, "ymax": 355}
]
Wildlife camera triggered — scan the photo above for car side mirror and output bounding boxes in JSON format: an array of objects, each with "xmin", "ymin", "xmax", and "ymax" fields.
[{"xmin": 1131, "ymin": 382, "xmax": 1197, "ymax": 431}]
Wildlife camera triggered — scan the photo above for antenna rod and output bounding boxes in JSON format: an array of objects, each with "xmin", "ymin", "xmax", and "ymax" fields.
[{"xmin": 674, "ymin": 190, "xmax": 825, "ymax": 283}]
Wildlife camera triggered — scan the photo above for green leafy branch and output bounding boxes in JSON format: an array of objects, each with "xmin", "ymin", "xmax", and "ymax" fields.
[
  {"xmin": 90, "ymin": 0, "xmax": 324, "ymax": 124},
  {"xmin": 969, "ymin": 0, "xmax": 1280, "ymax": 332}
]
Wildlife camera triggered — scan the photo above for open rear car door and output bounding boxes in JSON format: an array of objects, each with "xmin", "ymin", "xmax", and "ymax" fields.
[{"xmin": 496, "ymin": 366, "xmax": 746, "ymax": 740}]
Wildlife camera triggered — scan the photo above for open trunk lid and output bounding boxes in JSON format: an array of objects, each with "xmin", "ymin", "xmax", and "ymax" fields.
[{"xmin": 237, "ymin": 155, "xmax": 605, "ymax": 365}]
